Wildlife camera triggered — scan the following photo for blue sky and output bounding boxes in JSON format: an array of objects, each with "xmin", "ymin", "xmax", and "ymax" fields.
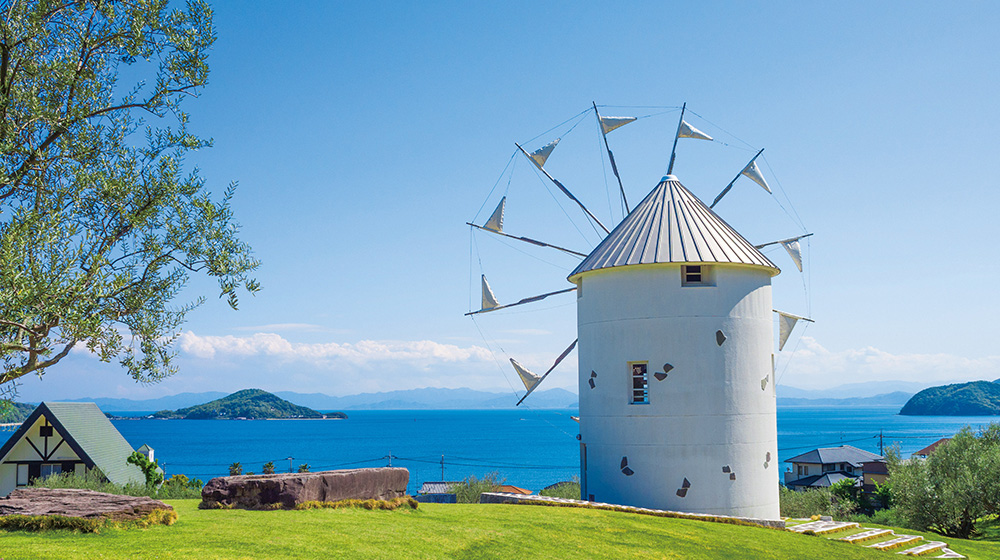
[{"xmin": 17, "ymin": 1, "xmax": 1000, "ymax": 401}]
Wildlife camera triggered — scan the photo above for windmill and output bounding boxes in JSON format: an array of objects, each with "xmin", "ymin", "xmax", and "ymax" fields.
[{"xmin": 466, "ymin": 104, "xmax": 812, "ymax": 518}]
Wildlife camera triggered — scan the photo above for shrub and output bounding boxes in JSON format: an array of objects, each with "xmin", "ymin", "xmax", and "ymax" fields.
[
  {"xmin": 539, "ymin": 477, "xmax": 581, "ymax": 499},
  {"xmin": 0, "ymin": 508, "xmax": 177, "ymax": 533},
  {"xmin": 778, "ymin": 485, "xmax": 855, "ymax": 518},
  {"xmin": 262, "ymin": 461, "xmax": 276, "ymax": 474},
  {"xmin": 29, "ymin": 469, "xmax": 149, "ymax": 497},
  {"xmin": 127, "ymin": 452, "xmax": 164, "ymax": 487},
  {"xmin": 297, "ymin": 463, "xmax": 310, "ymax": 473},
  {"xmin": 293, "ymin": 497, "xmax": 418, "ymax": 511},
  {"xmin": 844, "ymin": 507, "xmax": 906, "ymax": 527},
  {"xmin": 158, "ymin": 474, "xmax": 203, "ymax": 499},
  {"xmin": 449, "ymin": 472, "xmax": 504, "ymax": 504},
  {"xmin": 30, "ymin": 469, "xmax": 202, "ymax": 500},
  {"xmin": 229, "ymin": 462, "xmax": 243, "ymax": 476},
  {"xmin": 887, "ymin": 425, "xmax": 1000, "ymax": 538}
]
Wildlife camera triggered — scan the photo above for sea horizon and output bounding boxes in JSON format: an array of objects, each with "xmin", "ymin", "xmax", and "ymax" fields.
[{"xmin": 105, "ymin": 405, "xmax": 999, "ymax": 495}]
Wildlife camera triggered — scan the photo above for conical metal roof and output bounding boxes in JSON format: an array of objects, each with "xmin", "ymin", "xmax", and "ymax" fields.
[{"xmin": 569, "ymin": 176, "xmax": 779, "ymax": 280}]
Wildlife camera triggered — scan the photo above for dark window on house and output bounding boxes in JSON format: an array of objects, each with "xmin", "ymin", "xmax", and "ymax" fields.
[
  {"xmin": 682, "ymin": 265, "xmax": 714, "ymax": 286},
  {"xmin": 39, "ymin": 464, "xmax": 62, "ymax": 479},
  {"xmin": 39, "ymin": 425, "xmax": 53, "ymax": 437},
  {"xmin": 629, "ymin": 362, "xmax": 648, "ymax": 404},
  {"xmin": 797, "ymin": 465, "xmax": 802, "ymax": 476},
  {"xmin": 824, "ymin": 464, "xmax": 835, "ymax": 472}
]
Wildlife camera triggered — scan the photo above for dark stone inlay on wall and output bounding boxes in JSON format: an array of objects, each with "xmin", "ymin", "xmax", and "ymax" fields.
[
  {"xmin": 620, "ymin": 457, "xmax": 628, "ymax": 470},
  {"xmin": 676, "ymin": 488, "xmax": 688, "ymax": 498},
  {"xmin": 653, "ymin": 363, "xmax": 673, "ymax": 381},
  {"xmin": 761, "ymin": 376, "xmax": 769, "ymax": 391},
  {"xmin": 729, "ymin": 473, "xmax": 736, "ymax": 481},
  {"xmin": 722, "ymin": 466, "xmax": 731, "ymax": 473},
  {"xmin": 622, "ymin": 466, "xmax": 634, "ymax": 476},
  {"xmin": 682, "ymin": 478, "xmax": 690, "ymax": 489},
  {"xmin": 766, "ymin": 452, "xmax": 771, "ymax": 462},
  {"xmin": 716, "ymin": 330, "xmax": 727, "ymax": 346},
  {"xmin": 588, "ymin": 378, "xmax": 595, "ymax": 389}
]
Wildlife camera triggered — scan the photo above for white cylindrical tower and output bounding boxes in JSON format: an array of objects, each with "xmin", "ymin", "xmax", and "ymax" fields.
[{"xmin": 569, "ymin": 176, "xmax": 781, "ymax": 519}]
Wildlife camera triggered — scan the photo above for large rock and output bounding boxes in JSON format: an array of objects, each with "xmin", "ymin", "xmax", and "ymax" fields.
[
  {"xmin": 200, "ymin": 467, "xmax": 409, "ymax": 509},
  {"xmin": 0, "ymin": 488, "xmax": 173, "ymax": 521}
]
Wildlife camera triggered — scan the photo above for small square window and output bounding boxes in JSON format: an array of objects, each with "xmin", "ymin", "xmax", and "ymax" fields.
[
  {"xmin": 39, "ymin": 425, "xmax": 53, "ymax": 437},
  {"xmin": 629, "ymin": 361, "xmax": 648, "ymax": 404},
  {"xmin": 681, "ymin": 265, "xmax": 714, "ymax": 286}
]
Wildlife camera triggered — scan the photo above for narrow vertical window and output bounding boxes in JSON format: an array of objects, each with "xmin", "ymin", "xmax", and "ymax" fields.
[{"xmin": 629, "ymin": 361, "xmax": 648, "ymax": 404}]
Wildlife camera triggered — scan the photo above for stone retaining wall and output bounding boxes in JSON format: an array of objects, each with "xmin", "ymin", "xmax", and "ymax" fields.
[{"xmin": 478, "ymin": 492, "xmax": 785, "ymax": 529}]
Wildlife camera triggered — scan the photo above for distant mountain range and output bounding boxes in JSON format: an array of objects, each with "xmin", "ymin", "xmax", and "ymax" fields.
[
  {"xmin": 777, "ymin": 391, "xmax": 913, "ymax": 407},
  {"xmin": 776, "ymin": 380, "xmax": 933, "ymax": 399},
  {"xmin": 19, "ymin": 381, "xmax": 943, "ymax": 413},
  {"xmin": 37, "ymin": 387, "xmax": 579, "ymax": 412}
]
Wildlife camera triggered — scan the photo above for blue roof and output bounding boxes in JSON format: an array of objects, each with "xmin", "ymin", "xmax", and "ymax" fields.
[
  {"xmin": 784, "ymin": 445, "xmax": 882, "ymax": 467},
  {"xmin": 786, "ymin": 472, "xmax": 858, "ymax": 489}
]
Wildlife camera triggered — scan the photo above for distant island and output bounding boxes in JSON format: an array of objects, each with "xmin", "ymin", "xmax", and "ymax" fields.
[
  {"xmin": 150, "ymin": 389, "xmax": 346, "ymax": 420},
  {"xmin": 899, "ymin": 380, "xmax": 1000, "ymax": 416}
]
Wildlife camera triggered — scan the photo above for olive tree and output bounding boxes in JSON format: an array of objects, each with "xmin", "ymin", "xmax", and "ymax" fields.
[
  {"xmin": 887, "ymin": 426, "xmax": 1000, "ymax": 538},
  {"xmin": 0, "ymin": 0, "xmax": 258, "ymax": 394}
]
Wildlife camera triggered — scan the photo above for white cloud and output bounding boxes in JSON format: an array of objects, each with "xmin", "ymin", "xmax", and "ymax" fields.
[
  {"xmin": 177, "ymin": 331, "xmax": 492, "ymax": 366},
  {"xmin": 778, "ymin": 336, "xmax": 1000, "ymax": 390}
]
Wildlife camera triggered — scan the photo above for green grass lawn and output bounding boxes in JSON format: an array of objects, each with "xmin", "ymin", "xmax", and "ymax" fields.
[{"xmin": 2, "ymin": 500, "xmax": 999, "ymax": 560}]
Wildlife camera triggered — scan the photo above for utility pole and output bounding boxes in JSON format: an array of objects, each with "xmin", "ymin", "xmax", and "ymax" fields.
[
  {"xmin": 441, "ymin": 455, "xmax": 445, "ymax": 481},
  {"xmin": 388, "ymin": 451, "xmax": 392, "ymax": 468},
  {"xmin": 287, "ymin": 457, "xmax": 294, "ymax": 473},
  {"xmin": 879, "ymin": 431, "xmax": 884, "ymax": 456}
]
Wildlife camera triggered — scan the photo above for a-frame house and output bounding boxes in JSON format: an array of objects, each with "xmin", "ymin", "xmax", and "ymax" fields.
[{"xmin": 0, "ymin": 402, "xmax": 148, "ymax": 496}]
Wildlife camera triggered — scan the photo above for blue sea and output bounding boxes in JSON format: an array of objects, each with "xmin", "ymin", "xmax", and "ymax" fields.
[{"xmin": 110, "ymin": 406, "xmax": 999, "ymax": 495}]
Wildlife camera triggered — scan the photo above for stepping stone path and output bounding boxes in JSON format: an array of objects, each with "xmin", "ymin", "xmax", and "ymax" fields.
[
  {"xmin": 788, "ymin": 520, "xmax": 859, "ymax": 534},
  {"xmin": 867, "ymin": 535, "xmax": 922, "ymax": 551},
  {"xmin": 786, "ymin": 520, "xmax": 965, "ymax": 558},
  {"xmin": 840, "ymin": 528, "xmax": 893, "ymax": 543}
]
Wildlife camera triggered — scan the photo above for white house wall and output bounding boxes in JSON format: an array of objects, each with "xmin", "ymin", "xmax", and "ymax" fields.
[
  {"xmin": 0, "ymin": 414, "xmax": 83, "ymax": 496},
  {"xmin": 576, "ymin": 264, "xmax": 779, "ymax": 519}
]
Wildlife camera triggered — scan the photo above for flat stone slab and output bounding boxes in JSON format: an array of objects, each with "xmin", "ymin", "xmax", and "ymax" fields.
[
  {"xmin": 787, "ymin": 520, "xmax": 859, "ymax": 534},
  {"xmin": 478, "ymin": 492, "xmax": 785, "ymax": 529},
  {"xmin": 868, "ymin": 535, "xmax": 923, "ymax": 550},
  {"xmin": 898, "ymin": 541, "xmax": 946, "ymax": 556},
  {"xmin": 0, "ymin": 488, "xmax": 172, "ymax": 521},
  {"xmin": 201, "ymin": 467, "xmax": 409, "ymax": 509},
  {"xmin": 841, "ymin": 528, "xmax": 894, "ymax": 543}
]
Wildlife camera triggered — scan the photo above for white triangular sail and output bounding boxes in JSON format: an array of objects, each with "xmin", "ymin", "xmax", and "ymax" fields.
[
  {"xmin": 777, "ymin": 311, "xmax": 805, "ymax": 351},
  {"xmin": 510, "ymin": 358, "xmax": 542, "ymax": 392},
  {"xmin": 481, "ymin": 275, "xmax": 500, "ymax": 311},
  {"xmin": 528, "ymin": 138, "xmax": 560, "ymax": 169},
  {"xmin": 741, "ymin": 160, "xmax": 771, "ymax": 193},
  {"xmin": 483, "ymin": 197, "xmax": 505, "ymax": 233},
  {"xmin": 781, "ymin": 239, "xmax": 803, "ymax": 272},
  {"xmin": 600, "ymin": 116, "xmax": 636, "ymax": 134},
  {"xmin": 678, "ymin": 120, "xmax": 713, "ymax": 141}
]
